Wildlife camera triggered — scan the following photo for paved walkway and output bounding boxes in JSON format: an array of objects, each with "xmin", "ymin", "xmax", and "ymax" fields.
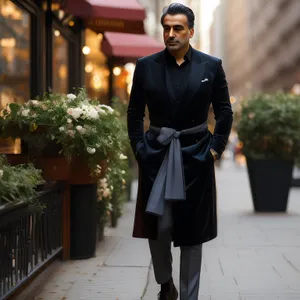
[
  {"xmin": 144, "ymin": 160, "xmax": 300, "ymax": 299},
  {"xmin": 15, "ymin": 160, "xmax": 300, "ymax": 300}
]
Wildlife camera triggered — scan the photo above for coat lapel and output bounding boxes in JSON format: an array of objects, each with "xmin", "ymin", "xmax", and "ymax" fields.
[
  {"xmin": 172, "ymin": 49, "xmax": 206, "ymax": 118},
  {"xmin": 153, "ymin": 50, "xmax": 174, "ymax": 107}
]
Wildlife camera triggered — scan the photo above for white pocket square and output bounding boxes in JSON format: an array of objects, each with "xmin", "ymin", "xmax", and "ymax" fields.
[{"xmin": 201, "ymin": 78, "xmax": 209, "ymax": 83}]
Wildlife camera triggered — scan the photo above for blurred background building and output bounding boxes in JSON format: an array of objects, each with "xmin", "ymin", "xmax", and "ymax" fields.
[
  {"xmin": 249, "ymin": 0, "xmax": 300, "ymax": 93},
  {"xmin": 210, "ymin": 0, "xmax": 300, "ymax": 104}
]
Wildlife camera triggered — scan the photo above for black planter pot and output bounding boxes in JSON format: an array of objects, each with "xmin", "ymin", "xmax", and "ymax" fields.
[
  {"xmin": 70, "ymin": 184, "xmax": 97, "ymax": 259},
  {"xmin": 246, "ymin": 158, "xmax": 294, "ymax": 212},
  {"xmin": 97, "ymin": 220, "xmax": 105, "ymax": 242},
  {"xmin": 110, "ymin": 210, "xmax": 118, "ymax": 228},
  {"xmin": 291, "ymin": 178, "xmax": 300, "ymax": 187}
]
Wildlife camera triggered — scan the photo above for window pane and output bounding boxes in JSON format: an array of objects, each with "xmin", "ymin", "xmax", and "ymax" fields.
[
  {"xmin": 0, "ymin": 0, "xmax": 30, "ymax": 153},
  {"xmin": 85, "ymin": 29, "xmax": 109, "ymax": 104},
  {"xmin": 52, "ymin": 29, "xmax": 68, "ymax": 93}
]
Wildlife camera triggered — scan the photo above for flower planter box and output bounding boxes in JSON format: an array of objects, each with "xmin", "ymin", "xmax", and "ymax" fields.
[{"xmin": 6, "ymin": 154, "xmax": 106, "ymax": 260}]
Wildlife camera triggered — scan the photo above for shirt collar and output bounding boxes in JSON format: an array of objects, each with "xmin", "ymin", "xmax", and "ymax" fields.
[{"xmin": 165, "ymin": 45, "xmax": 192, "ymax": 64}]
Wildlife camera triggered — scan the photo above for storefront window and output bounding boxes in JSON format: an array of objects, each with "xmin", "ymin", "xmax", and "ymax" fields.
[
  {"xmin": 52, "ymin": 29, "xmax": 68, "ymax": 93},
  {"xmin": 84, "ymin": 29, "xmax": 109, "ymax": 104},
  {"xmin": 0, "ymin": 0, "xmax": 30, "ymax": 108},
  {"xmin": 113, "ymin": 62, "xmax": 135, "ymax": 103},
  {"xmin": 0, "ymin": 0, "xmax": 30, "ymax": 153}
]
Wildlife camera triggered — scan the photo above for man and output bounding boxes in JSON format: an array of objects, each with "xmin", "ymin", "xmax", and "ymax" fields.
[{"xmin": 127, "ymin": 3, "xmax": 233, "ymax": 300}]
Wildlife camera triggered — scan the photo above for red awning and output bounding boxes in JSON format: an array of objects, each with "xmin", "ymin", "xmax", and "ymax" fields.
[
  {"xmin": 101, "ymin": 32, "xmax": 164, "ymax": 58},
  {"xmin": 64, "ymin": 0, "xmax": 145, "ymax": 21},
  {"xmin": 64, "ymin": 0, "xmax": 146, "ymax": 34}
]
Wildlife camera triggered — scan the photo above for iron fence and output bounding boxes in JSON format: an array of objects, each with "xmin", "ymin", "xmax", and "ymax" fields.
[{"xmin": 0, "ymin": 184, "xmax": 63, "ymax": 300}]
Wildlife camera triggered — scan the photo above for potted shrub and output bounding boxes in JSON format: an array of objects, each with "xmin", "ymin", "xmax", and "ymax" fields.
[{"xmin": 237, "ymin": 93, "xmax": 300, "ymax": 212}]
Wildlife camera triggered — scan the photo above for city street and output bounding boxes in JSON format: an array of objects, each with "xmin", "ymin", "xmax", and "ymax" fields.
[{"xmin": 15, "ymin": 159, "xmax": 300, "ymax": 300}]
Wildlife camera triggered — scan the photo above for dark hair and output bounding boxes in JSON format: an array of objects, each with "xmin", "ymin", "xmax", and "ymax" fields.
[{"xmin": 161, "ymin": 3, "xmax": 195, "ymax": 29}]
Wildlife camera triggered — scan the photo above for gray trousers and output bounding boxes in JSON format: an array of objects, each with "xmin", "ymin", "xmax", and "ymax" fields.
[{"xmin": 148, "ymin": 202, "xmax": 203, "ymax": 300}]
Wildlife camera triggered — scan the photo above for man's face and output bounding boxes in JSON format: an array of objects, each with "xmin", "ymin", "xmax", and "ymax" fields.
[{"xmin": 162, "ymin": 14, "xmax": 194, "ymax": 52}]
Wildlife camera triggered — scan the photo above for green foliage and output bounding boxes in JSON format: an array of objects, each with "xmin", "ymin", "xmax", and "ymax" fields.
[
  {"xmin": 0, "ymin": 89, "xmax": 125, "ymax": 177},
  {"xmin": 237, "ymin": 93, "xmax": 300, "ymax": 160},
  {"xmin": 0, "ymin": 155, "xmax": 45, "ymax": 208},
  {"xmin": 96, "ymin": 99, "xmax": 131, "ymax": 224}
]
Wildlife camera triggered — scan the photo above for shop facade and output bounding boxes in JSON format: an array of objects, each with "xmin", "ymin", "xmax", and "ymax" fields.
[
  {"xmin": 0, "ymin": 0, "xmax": 84, "ymax": 153},
  {"xmin": 0, "ymin": 0, "xmax": 163, "ymax": 154}
]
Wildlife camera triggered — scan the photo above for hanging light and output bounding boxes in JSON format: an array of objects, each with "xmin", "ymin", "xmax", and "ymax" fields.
[
  {"xmin": 85, "ymin": 62, "xmax": 94, "ymax": 73},
  {"xmin": 82, "ymin": 46, "xmax": 91, "ymax": 55},
  {"xmin": 124, "ymin": 63, "xmax": 135, "ymax": 73},
  {"xmin": 92, "ymin": 74, "xmax": 102, "ymax": 90},
  {"xmin": 54, "ymin": 30, "xmax": 60, "ymax": 37},
  {"xmin": 113, "ymin": 67, "xmax": 121, "ymax": 76}
]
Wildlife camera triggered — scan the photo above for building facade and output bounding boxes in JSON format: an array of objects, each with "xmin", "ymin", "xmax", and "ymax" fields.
[
  {"xmin": 209, "ymin": 3, "xmax": 225, "ymax": 60},
  {"xmin": 0, "ymin": 0, "xmax": 84, "ymax": 153},
  {"xmin": 249, "ymin": 0, "xmax": 300, "ymax": 93},
  {"xmin": 211, "ymin": 0, "xmax": 300, "ymax": 99},
  {"xmin": 213, "ymin": 0, "xmax": 252, "ymax": 101}
]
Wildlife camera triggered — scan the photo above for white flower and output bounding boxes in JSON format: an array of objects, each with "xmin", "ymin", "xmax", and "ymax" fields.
[
  {"xmin": 67, "ymin": 118, "xmax": 72, "ymax": 124},
  {"xmin": 101, "ymin": 105, "xmax": 114, "ymax": 113},
  {"xmin": 59, "ymin": 126, "xmax": 65, "ymax": 132},
  {"xmin": 75, "ymin": 125, "xmax": 87, "ymax": 135},
  {"xmin": 80, "ymin": 127, "xmax": 87, "ymax": 135},
  {"xmin": 98, "ymin": 109, "xmax": 107, "ymax": 115},
  {"xmin": 119, "ymin": 154, "xmax": 128, "ymax": 160},
  {"xmin": 67, "ymin": 130, "xmax": 75, "ymax": 137},
  {"xmin": 121, "ymin": 170, "xmax": 126, "ymax": 174},
  {"xmin": 96, "ymin": 165, "xmax": 102, "ymax": 170},
  {"xmin": 67, "ymin": 93, "xmax": 76, "ymax": 101},
  {"xmin": 84, "ymin": 107, "xmax": 99, "ymax": 120},
  {"xmin": 21, "ymin": 109, "xmax": 30, "ymax": 117},
  {"xmin": 103, "ymin": 188, "xmax": 111, "ymax": 198},
  {"xmin": 99, "ymin": 178, "xmax": 107, "ymax": 188},
  {"xmin": 67, "ymin": 108, "xmax": 83, "ymax": 119},
  {"xmin": 0, "ymin": 170, "xmax": 3, "ymax": 178},
  {"xmin": 29, "ymin": 100, "xmax": 39, "ymax": 106},
  {"xmin": 95, "ymin": 169, "xmax": 101, "ymax": 175},
  {"xmin": 87, "ymin": 147, "xmax": 96, "ymax": 154}
]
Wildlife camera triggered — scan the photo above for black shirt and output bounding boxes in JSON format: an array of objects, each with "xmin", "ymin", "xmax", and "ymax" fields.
[{"xmin": 165, "ymin": 46, "xmax": 192, "ymax": 103}]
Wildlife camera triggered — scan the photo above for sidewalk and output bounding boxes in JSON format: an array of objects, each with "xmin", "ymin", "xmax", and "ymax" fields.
[
  {"xmin": 144, "ymin": 160, "xmax": 300, "ymax": 300},
  {"xmin": 14, "ymin": 181, "xmax": 151, "ymax": 300},
  {"xmin": 15, "ymin": 160, "xmax": 300, "ymax": 300}
]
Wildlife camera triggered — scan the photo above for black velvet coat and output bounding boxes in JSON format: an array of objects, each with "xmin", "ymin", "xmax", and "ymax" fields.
[{"xmin": 127, "ymin": 47, "xmax": 233, "ymax": 246}]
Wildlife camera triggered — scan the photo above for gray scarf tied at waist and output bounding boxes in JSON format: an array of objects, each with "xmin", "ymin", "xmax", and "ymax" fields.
[{"xmin": 145, "ymin": 122, "xmax": 208, "ymax": 216}]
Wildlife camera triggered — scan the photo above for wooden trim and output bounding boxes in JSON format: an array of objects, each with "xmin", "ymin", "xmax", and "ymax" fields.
[
  {"xmin": 45, "ymin": 0, "xmax": 53, "ymax": 92},
  {"xmin": 11, "ymin": 0, "xmax": 39, "ymax": 15}
]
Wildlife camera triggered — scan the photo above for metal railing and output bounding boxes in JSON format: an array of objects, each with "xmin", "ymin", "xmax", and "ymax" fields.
[{"xmin": 0, "ymin": 184, "xmax": 63, "ymax": 300}]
